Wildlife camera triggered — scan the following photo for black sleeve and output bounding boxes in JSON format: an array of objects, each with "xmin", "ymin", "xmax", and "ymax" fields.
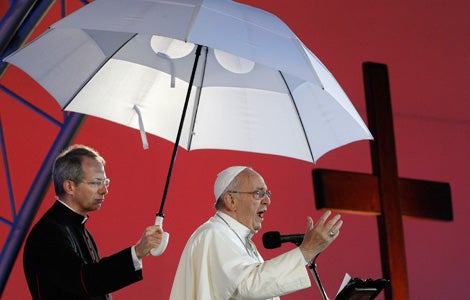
[
  {"xmin": 24, "ymin": 221, "xmax": 142, "ymax": 298},
  {"xmin": 81, "ymin": 247, "xmax": 143, "ymax": 295}
]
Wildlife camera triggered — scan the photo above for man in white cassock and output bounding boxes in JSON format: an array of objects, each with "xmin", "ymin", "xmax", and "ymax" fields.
[{"xmin": 170, "ymin": 166, "xmax": 343, "ymax": 300}]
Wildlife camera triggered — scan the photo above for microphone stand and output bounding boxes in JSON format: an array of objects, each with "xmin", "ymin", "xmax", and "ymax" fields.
[{"xmin": 309, "ymin": 253, "xmax": 329, "ymax": 300}]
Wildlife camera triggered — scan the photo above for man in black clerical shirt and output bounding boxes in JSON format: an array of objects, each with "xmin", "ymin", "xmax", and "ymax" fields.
[{"xmin": 23, "ymin": 144, "xmax": 163, "ymax": 299}]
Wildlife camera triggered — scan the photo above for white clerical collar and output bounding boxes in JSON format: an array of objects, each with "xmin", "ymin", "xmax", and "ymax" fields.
[
  {"xmin": 216, "ymin": 211, "xmax": 253, "ymax": 239},
  {"xmin": 57, "ymin": 199, "xmax": 88, "ymax": 224}
]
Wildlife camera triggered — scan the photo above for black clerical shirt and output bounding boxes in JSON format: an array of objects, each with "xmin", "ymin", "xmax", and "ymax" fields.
[{"xmin": 24, "ymin": 201, "xmax": 142, "ymax": 299}]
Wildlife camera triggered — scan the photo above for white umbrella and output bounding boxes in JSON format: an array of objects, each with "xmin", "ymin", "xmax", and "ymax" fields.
[{"xmin": 4, "ymin": 0, "xmax": 373, "ymax": 255}]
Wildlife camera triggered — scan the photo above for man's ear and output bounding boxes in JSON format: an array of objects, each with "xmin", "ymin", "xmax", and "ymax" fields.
[
  {"xmin": 223, "ymin": 192, "xmax": 237, "ymax": 211},
  {"xmin": 63, "ymin": 179, "xmax": 75, "ymax": 195}
]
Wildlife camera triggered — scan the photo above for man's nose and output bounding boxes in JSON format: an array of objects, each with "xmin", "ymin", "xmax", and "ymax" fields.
[
  {"xmin": 261, "ymin": 195, "xmax": 271, "ymax": 205},
  {"xmin": 100, "ymin": 185, "xmax": 109, "ymax": 194}
]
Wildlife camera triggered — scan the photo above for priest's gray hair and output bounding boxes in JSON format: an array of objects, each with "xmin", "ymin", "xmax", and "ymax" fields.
[{"xmin": 214, "ymin": 171, "xmax": 245, "ymax": 210}]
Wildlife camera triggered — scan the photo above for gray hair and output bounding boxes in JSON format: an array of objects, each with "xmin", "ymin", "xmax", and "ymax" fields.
[
  {"xmin": 214, "ymin": 168, "xmax": 254, "ymax": 210},
  {"xmin": 52, "ymin": 144, "xmax": 105, "ymax": 197}
]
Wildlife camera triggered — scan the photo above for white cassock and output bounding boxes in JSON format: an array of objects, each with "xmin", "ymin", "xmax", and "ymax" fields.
[{"xmin": 169, "ymin": 212, "xmax": 311, "ymax": 300}]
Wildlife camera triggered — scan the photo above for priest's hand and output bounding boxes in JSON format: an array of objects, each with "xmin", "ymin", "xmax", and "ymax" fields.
[
  {"xmin": 299, "ymin": 210, "xmax": 343, "ymax": 262},
  {"xmin": 134, "ymin": 225, "xmax": 164, "ymax": 259}
]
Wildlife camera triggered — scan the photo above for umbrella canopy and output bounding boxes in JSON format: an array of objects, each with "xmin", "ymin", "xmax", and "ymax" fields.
[
  {"xmin": 4, "ymin": 0, "xmax": 372, "ymax": 164},
  {"xmin": 4, "ymin": 0, "xmax": 373, "ymax": 256}
]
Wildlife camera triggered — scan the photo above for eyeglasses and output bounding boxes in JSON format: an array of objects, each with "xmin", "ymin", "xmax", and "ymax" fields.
[
  {"xmin": 82, "ymin": 178, "xmax": 110, "ymax": 189},
  {"xmin": 228, "ymin": 190, "xmax": 271, "ymax": 200}
]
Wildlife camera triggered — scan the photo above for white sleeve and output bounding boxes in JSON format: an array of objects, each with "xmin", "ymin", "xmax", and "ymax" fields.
[
  {"xmin": 131, "ymin": 246, "xmax": 143, "ymax": 271},
  {"xmin": 235, "ymin": 247, "xmax": 311, "ymax": 299}
]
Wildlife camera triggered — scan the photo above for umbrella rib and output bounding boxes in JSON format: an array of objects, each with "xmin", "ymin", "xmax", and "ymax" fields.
[
  {"xmin": 63, "ymin": 32, "xmax": 138, "ymax": 110},
  {"xmin": 185, "ymin": 3, "xmax": 203, "ymax": 42},
  {"xmin": 279, "ymin": 71, "xmax": 316, "ymax": 162},
  {"xmin": 291, "ymin": 38, "xmax": 325, "ymax": 90},
  {"xmin": 186, "ymin": 46, "xmax": 208, "ymax": 151}
]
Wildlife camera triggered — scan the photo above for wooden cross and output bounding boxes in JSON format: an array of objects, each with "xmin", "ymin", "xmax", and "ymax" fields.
[{"xmin": 313, "ymin": 62, "xmax": 452, "ymax": 300}]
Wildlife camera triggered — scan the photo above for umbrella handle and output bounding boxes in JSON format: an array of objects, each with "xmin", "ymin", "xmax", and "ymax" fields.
[{"xmin": 150, "ymin": 215, "xmax": 169, "ymax": 256}]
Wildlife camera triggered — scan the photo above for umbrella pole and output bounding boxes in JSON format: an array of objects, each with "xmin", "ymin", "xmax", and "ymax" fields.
[
  {"xmin": 150, "ymin": 45, "xmax": 203, "ymax": 257},
  {"xmin": 157, "ymin": 44, "xmax": 203, "ymax": 218}
]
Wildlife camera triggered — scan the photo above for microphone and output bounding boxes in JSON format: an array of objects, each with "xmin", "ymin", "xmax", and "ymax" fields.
[
  {"xmin": 262, "ymin": 231, "xmax": 304, "ymax": 249},
  {"xmin": 263, "ymin": 232, "xmax": 330, "ymax": 300}
]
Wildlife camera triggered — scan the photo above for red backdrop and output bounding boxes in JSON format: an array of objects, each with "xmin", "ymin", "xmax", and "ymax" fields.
[{"xmin": 1, "ymin": 0, "xmax": 469, "ymax": 299}]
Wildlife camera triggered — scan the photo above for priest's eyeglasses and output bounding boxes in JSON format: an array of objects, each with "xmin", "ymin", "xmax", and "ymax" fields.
[
  {"xmin": 229, "ymin": 190, "xmax": 271, "ymax": 200},
  {"xmin": 82, "ymin": 178, "xmax": 110, "ymax": 189}
]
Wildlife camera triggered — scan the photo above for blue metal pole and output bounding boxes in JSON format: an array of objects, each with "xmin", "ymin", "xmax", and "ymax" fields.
[
  {"xmin": 0, "ymin": 112, "xmax": 85, "ymax": 296},
  {"xmin": 0, "ymin": 0, "xmax": 55, "ymax": 75}
]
